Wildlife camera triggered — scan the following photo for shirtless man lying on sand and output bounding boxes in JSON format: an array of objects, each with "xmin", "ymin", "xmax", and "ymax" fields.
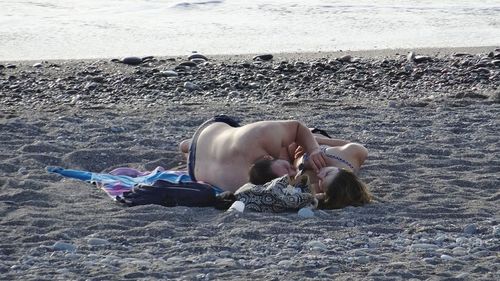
[
  {"xmin": 180, "ymin": 115, "xmax": 371, "ymax": 208},
  {"xmin": 179, "ymin": 115, "xmax": 327, "ymax": 193}
]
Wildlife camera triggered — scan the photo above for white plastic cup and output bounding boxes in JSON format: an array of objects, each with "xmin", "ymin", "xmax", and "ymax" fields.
[{"xmin": 228, "ymin": 201, "xmax": 245, "ymax": 212}]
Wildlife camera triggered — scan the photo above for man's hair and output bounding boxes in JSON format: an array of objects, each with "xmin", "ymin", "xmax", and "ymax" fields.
[
  {"xmin": 249, "ymin": 159, "xmax": 279, "ymax": 185},
  {"xmin": 318, "ymin": 169, "xmax": 371, "ymax": 209}
]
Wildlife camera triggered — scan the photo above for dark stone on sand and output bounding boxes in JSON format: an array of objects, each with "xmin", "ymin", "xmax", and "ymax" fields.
[
  {"xmin": 413, "ymin": 55, "xmax": 432, "ymax": 63},
  {"xmin": 454, "ymin": 53, "xmax": 472, "ymax": 57},
  {"xmin": 141, "ymin": 56, "xmax": 154, "ymax": 61},
  {"xmin": 91, "ymin": 76, "xmax": 105, "ymax": 83},
  {"xmin": 492, "ymin": 60, "xmax": 500, "ymax": 66},
  {"xmin": 242, "ymin": 62, "xmax": 251, "ymax": 68},
  {"xmin": 121, "ymin": 56, "xmax": 143, "ymax": 65},
  {"xmin": 190, "ymin": 58, "xmax": 207, "ymax": 64},
  {"xmin": 464, "ymin": 224, "xmax": 477, "ymax": 235},
  {"xmin": 188, "ymin": 53, "xmax": 208, "ymax": 61},
  {"xmin": 338, "ymin": 55, "xmax": 352, "ymax": 63},
  {"xmin": 178, "ymin": 61, "xmax": 197, "ymax": 67},
  {"xmin": 0, "ymin": 64, "xmax": 4, "ymax": 69},
  {"xmin": 253, "ymin": 54, "xmax": 273, "ymax": 61}
]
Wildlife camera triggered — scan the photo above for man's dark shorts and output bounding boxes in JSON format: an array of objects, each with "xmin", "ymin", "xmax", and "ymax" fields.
[{"xmin": 187, "ymin": 115, "xmax": 240, "ymax": 182}]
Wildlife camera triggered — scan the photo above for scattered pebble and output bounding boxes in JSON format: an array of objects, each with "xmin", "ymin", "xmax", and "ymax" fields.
[
  {"xmin": 156, "ymin": 70, "xmax": 179, "ymax": 77},
  {"xmin": 307, "ymin": 240, "xmax": 327, "ymax": 251},
  {"xmin": 17, "ymin": 167, "xmax": 27, "ymax": 175},
  {"xmin": 413, "ymin": 55, "xmax": 432, "ymax": 63},
  {"xmin": 463, "ymin": 224, "xmax": 477, "ymax": 235},
  {"xmin": 297, "ymin": 207, "xmax": 314, "ymax": 218},
  {"xmin": 410, "ymin": 243, "xmax": 438, "ymax": 251},
  {"xmin": 338, "ymin": 55, "xmax": 352, "ymax": 62},
  {"xmin": 52, "ymin": 241, "xmax": 76, "ymax": 252},
  {"xmin": 188, "ymin": 53, "xmax": 208, "ymax": 61},
  {"xmin": 179, "ymin": 61, "xmax": 197, "ymax": 67},
  {"xmin": 87, "ymin": 238, "xmax": 109, "ymax": 246},
  {"xmin": 253, "ymin": 54, "xmax": 273, "ymax": 61},
  {"xmin": 190, "ymin": 58, "xmax": 207, "ymax": 64},
  {"xmin": 183, "ymin": 81, "xmax": 201, "ymax": 91},
  {"xmin": 440, "ymin": 254, "xmax": 455, "ymax": 261},
  {"xmin": 121, "ymin": 56, "xmax": 143, "ymax": 65}
]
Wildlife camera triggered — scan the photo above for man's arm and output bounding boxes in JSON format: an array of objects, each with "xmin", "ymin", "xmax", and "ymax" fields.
[{"xmin": 255, "ymin": 120, "xmax": 326, "ymax": 172}]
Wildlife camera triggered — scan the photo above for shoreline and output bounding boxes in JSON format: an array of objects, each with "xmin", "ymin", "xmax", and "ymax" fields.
[
  {"xmin": 1, "ymin": 46, "xmax": 498, "ymax": 64},
  {"xmin": 1, "ymin": 45, "xmax": 498, "ymax": 112}
]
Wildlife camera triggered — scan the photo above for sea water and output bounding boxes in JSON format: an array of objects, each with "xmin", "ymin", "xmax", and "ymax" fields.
[{"xmin": 1, "ymin": 0, "xmax": 499, "ymax": 60}]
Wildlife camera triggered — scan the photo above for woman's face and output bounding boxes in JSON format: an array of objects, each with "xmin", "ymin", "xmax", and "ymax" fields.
[{"xmin": 317, "ymin": 166, "xmax": 340, "ymax": 192}]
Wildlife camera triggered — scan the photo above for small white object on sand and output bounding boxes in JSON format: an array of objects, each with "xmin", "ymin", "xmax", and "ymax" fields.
[{"xmin": 228, "ymin": 201, "xmax": 245, "ymax": 212}]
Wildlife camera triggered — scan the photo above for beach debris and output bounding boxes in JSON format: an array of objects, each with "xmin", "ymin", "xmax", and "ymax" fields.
[
  {"xmin": 6, "ymin": 64, "xmax": 16, "ymax": 69},
  {"xmin": 228, "ymin": 200, "xmax": 245, "ymax": 212},
  {"xmin": 298, "ymin": 207, "xmax": 315, "ymax": 218},
  {"xmin": 52, "ymin": 241, "xmax": 76, "ymax": 252},
  {"xmin": 253, "ymin": 54, "xmax": 273, "ymax": 61},
  {"xmin": 407, "ymin": 51, "xmax": 415, "ymax": 62},
  {"xmin": 32, "ymin": 63, "xmax": 43, "ymax": 68},
  {"xmin": 454, "ymin": 52, "xmax": 473, "ymax": 57},
  {"xmin": 407, "ymin": 52, "xmax": 432, "ymax": 63}
]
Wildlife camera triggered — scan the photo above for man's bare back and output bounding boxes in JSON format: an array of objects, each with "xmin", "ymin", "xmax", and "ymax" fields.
[{"xmin": 187, "ymin": 118, "xmax": 326, "ymax": 192}]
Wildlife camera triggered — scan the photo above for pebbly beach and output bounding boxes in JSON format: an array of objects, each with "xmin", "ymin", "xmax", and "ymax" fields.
[{"xmin": 0, "ymin": 47, "xmax": 499, "ymax": 280}]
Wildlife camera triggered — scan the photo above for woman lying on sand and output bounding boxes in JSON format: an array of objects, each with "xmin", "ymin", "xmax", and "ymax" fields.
[
  {"xmin": 180, "ymin": 116, "xmax": 371, "ymax": 209},
  {"xmin": 249, "ymin": 130, "xmax": 371, "ymax": 209}
]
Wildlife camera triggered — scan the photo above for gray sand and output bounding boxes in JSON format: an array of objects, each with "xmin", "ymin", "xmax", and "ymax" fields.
[{"xmin": 0, "ymin": 47, "xmax": 499, "ymax": 280}]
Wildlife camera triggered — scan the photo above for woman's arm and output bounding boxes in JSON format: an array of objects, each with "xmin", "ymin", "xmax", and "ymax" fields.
[{"xmin": 315, "ymin": 137, "xmax": 350, "ymax": 147}]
